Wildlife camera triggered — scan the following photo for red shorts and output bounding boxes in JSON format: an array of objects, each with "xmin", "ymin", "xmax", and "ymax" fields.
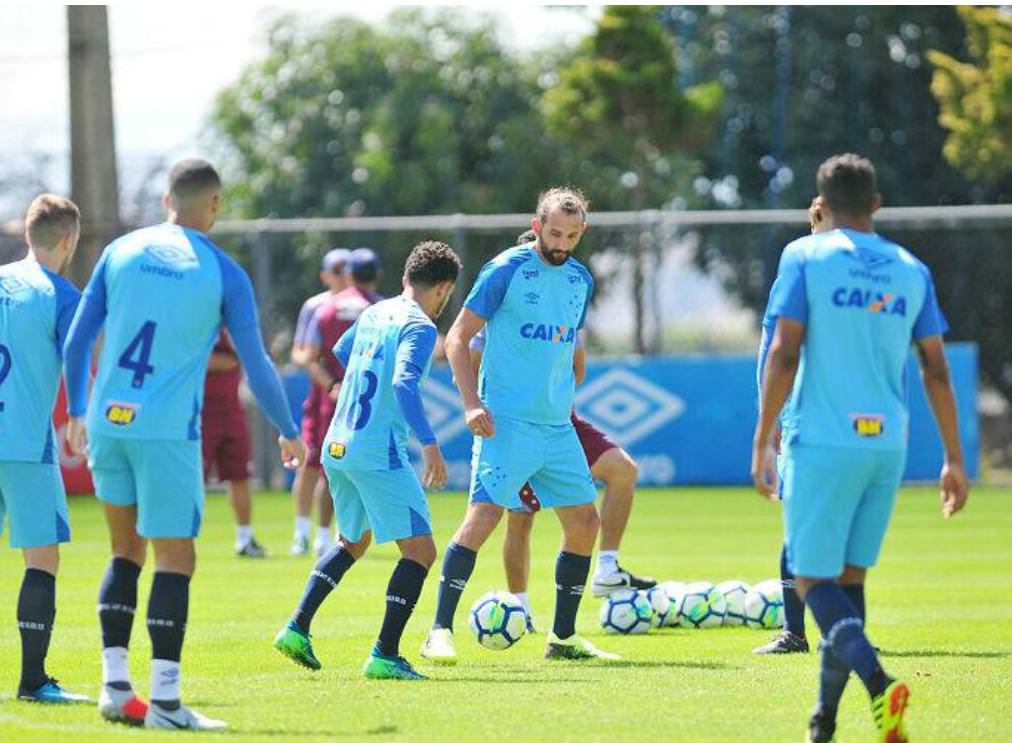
[
  {"xmin": 202, "ymin": 406, "xmax": 252, "ymax": 482},
  {"xmin": 517, "ymin": 412, "xmax": 618, "ymax": 513},
  {"xmin": 300, "ymin": 385, "xmax": 336, "ymax": 469}
]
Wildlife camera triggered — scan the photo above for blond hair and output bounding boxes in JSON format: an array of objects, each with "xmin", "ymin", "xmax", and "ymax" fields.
[
  {"xmin": 25, "ymin": 194, "xmax": 80, "ymax": 250},
  {"xmin": 536, "ymin": 187, "xmax": 589, "ymax": 224}
]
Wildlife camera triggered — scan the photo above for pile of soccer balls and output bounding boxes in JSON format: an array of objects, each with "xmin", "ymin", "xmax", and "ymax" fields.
[{"xmin": 598, "ymin": 579, "xmax": 785, "ymax": 634}]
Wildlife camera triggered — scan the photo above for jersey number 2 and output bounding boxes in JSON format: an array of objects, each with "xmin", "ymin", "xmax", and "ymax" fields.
[
  {"xmin": 0, "ymin": 343, "xmax": 10, "ymax": 411},
  {"xmin": 118, "ymin": 321, "xmax": 157, "ymax": 388},
  {"xmin": 346, "ymin": 370, "xmax": 378, "ymax": 431}
]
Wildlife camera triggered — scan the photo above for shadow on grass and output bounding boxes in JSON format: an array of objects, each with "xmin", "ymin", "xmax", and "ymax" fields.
[
  {"xmin": 879, "ymin": 649, "xmax": 1010, "ymax": 659},
  {"xmin": 222, "ymin": 727, "xmax": 399, "ymax": 738}
]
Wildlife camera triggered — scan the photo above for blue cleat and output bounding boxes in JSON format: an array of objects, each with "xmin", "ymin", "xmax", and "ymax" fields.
[
  {"xmin": 363, "ymin": 649, "xmax": 428, "ymax": 680},
  {"xmin": 18, "ymin": 677, "xmax": 91, "ymax": 704}
]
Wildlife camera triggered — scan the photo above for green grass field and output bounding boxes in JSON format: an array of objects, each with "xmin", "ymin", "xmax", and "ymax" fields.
[{"xmin": 1, "ymin": 486, "xmax": 1009, "ymax": 742}]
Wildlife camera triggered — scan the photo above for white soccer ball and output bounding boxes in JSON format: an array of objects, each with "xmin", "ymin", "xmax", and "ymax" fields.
[
  {"xmin": 716, "ymin": 580, "xmax": 751, "ymax": 626},
  {"xmin": 599, "ymin": 588, "xmax": 653, "ymax": 634},
  {"xmin": 468, "ymin": 590, "xmax": 528, "ymax": 650},
  {"xmin": 677, "ymin": 581, "xmax": 727, "ymax": 628},
  {"xmin": 642, "ymin": 587, "xmax": 673, "ymax": 628},
  {"xmin": 658, "ymin": 581, "xmax": 687, "ymax": 627},
  {"xmin": 743, "ymin": 579, "xmax": 784, "ymax": 629}
]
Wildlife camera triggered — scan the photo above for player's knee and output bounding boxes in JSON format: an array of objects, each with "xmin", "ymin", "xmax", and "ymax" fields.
[
  {"xmin": 506, "ymin": 511, "xmax": 535, "ymax": 540},
  {"xmin": 595, "ymin": 449, "xmax": 638, "ymax": 487},
  {"xmin": 570, "ymin": 506, "xmax": 600, "ymax": 541},
  {"xmin": 840, "ymin": 564, "xmax": 867, "ymax": 584},
  {"xmin": 407, "ymin": 538, "xmax": 437, "ymax": 570}
]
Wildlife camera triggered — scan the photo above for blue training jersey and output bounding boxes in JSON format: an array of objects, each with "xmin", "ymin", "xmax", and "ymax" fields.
[
  {"xmin": 764, "ymin": 228, "xmax": 947, "ymax": 450},
  {"xmin": 0, "ymin": 257, "xmax": 80, "ymax": 463},
  {"xmin": 325, "ymin": 296, "xmax": 438, "ymax": 470},
  {"xmin": 464, "ymin": 243, "xmax": 593, "ymax": 425},
  {"xmin": 64, "ymin": 223, "xmax": 298, "ymax": 441}
]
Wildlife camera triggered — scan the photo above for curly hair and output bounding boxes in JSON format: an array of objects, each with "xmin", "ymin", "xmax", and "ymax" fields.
[
  {"xmin": 536, "ymin": 187, "xmax": 589, "ymax": 224},
  {"xmin": 404, "ymin": 240, "xmax": 462, "ymax": 288}
]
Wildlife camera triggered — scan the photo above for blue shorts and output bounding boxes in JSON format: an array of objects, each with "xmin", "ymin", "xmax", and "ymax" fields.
[
  {"xmin": 0, "ymin": 461, "xmax": 70, "ymax": 549},
  {"xmin": 323, "ymin": 462, "xmax": 432, "ymax": 545},
  {"xmin": 89, "ymin": 434, "xmax": 204, "ymax": 539},
  {"xmin": 782, "ymin": 444, "xmax": 906, "ymax": 579},
  {"xmin": 469, "ymin": 418, "xmax": 596, "ymax": 511}
]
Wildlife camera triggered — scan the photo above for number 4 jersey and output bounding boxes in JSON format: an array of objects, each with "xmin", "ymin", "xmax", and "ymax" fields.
[
  {"xmin": 64, "ymin": 223, "xmax": 298, "ymax": 442},
  {"xmin": 324, "ymin": 296, "xmax": 438, "ymax": 471}
]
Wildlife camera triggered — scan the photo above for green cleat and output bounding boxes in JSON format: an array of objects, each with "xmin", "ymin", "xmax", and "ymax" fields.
[
  {"xmin": 363, "ymin": 650, "xmax": 428, "ymax": 680},
  {"xmin": 544, "ymin": 632, "xmax": 621, "ymax": 661},
  {"xmin": 273, "ymin": 621, "xmax": 322, "ymax": 671},
  {"xmin": 871, "ymin": 679, "xmax": 910, "ymax": 743}
]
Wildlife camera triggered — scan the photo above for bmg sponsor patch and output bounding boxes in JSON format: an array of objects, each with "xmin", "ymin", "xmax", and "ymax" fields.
[
  {"xmin": 327, "ymin": 441, "xmax": 347, "ymax": 459},
  {"xmin": 851, "ymin": 414, "xmax": 884, "ymax": 438},
  {"xmin": 105, "ymin": 402, "xmax": 138, "ymax": 426}
]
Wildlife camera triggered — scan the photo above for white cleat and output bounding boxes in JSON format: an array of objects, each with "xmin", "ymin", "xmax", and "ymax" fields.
[
  {"xmin": 289, "ymin": 535, "xmax": 310, "ymax": 557},
  {"xmin": 145, "ymin": 702, "xmax": 227, "ymax": 731},
  {"xmin": 420, "ymin": 628, "xmax": 458, "ymax": 665},
  {"xmin": 99, "ymin": 685, "xmax": 148, "ymax": 726},
  {"xmin": 591, "ymin": 567, "xmax": 657, "ymax": 598}
]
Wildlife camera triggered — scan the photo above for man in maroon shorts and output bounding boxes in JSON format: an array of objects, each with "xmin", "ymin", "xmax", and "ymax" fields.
[
  {"xmin": 202, "ymin": 330, "xmax": 263, "ymax": 557},
  {"xmin": 299, "ymin": 247, "xmax": 383, "ymax": 556},
  {"xmin": 288, "ymin": 249, "xmax": 350, "ymax": 555}
]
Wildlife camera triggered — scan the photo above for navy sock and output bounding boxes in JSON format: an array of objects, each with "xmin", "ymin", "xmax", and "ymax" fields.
[
  {"xmin": 18, "ymin": 569, "xmax": 56, "ymax": 691},
  {"xmin": 98, "ymin": 557, "xmax": 141, "ymax": 649},
  {"xmin": 805, "ymin": 582, "xmax": 887, "ymax": 698},
  {"xmin": 552, "ymin": 551, "xmax": 591, "ymax": 640},
  {"xmin": 433, "ymin": 542, "xmax": 476, "ymax": 632},
  {"xmin": 818, "ymin": 642, "xmax": 850, "ymax": 719},
  {"xmin": 841, "ymin": 583, "xmax": 866, "ymax": 622},
  {"xmin": 147, "ymin": 572, "xmax": 190, "ymax": 662},
  {"xmin": 292, "ymin": 545, "xmax": 356, "ymax": 634},
  {"xmin": 376, "ymin": 559, "xmax": 428, "ymax": 657},
  {"xmin": 780, "ymin": 545, "xmax": 806, "ymax": 638}
]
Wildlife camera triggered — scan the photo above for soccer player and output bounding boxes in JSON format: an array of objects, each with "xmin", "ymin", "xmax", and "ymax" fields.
[
  {"xmin": 273, "ymin": 240, "xmax": 460, "ymax": 680},
  {"xmin": 64, "ymin": 158, "xmax": 305, "ymax": 730},
  {"xmin": 421, "ymin": 188, "xmax": 618, "ymax": 664},
  {"xmin": 751, "ymin": 154, "xmax": 969, "ymax": 743},
  {"xmin": 0, "ymin": 195, "xmax": 89, "ymax": 704},
  {"xmin": 301, "ymin": 247, "xmax": 383, "ymax": 556},
  {"xmin": 201, "ymin": 329, "xmax": 264, "ymax": 557},
  {"xmin": 288, "ymin": 248, "xmax": 350, "ymax": 555}
]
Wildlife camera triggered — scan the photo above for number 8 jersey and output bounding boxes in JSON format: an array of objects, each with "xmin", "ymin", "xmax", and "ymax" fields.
[{"xmin": 324, "ymin": 296, "xmax": 438, "ymax": 471}]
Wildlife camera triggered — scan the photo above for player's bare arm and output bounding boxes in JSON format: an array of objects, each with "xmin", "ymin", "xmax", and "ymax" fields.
[
  {"xmin": 573, "ymin": 345, "xmax": 587, "ymax": 385},
  {"xmin": 752, "ymin": 317, "xmax": 805, "ymax": 500},
  {"xmin": 915, "ymin": 334, "xmax": 970, "ymax": 517},
  {"xmin": 446, "ymin": 307, "xmax": 494, "ymax": 437},
  {"xmin": 207, "ymin": 350, "xmax": 239, "ymax": 373}
]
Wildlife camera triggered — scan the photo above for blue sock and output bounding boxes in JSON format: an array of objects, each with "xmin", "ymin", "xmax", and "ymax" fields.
[
  {"xmin": 293, "ymin": 545, "xmax": 356, "ymax": 634},
  {"xmin": 98, "ymin": 557, "xmax": 141, "ymax": 650},
  {"xmin": 147, "ymin": 572, "xmax": 190, "ymax": 663},
  {"xmin": 818, "ymin": 642, "xmax": 850, "ymax": 719},
  {"xmin": 841, "ymin": 583, "xmax": 865, "ymax": 622},
  {"xmin": 805, "ymin": 582, "xmax": 887, "ymax": 698},
  {"xmin": 780, "ymin": 545, "xmax": 806, "ymax": 638},
  {"xmin": 552, "ymin": 551, "xmax": 591, "ymax": 640},
  {"xmin": 18, "ymin": 569, "xmax": 56, "ymax": 691},
  {"xmin": 433, "ymin": 542, "xmax": 476, "ymax": 632},
  {"xmin": 376, "ymin": 558, "xmax": 428, "ymax": 657}
]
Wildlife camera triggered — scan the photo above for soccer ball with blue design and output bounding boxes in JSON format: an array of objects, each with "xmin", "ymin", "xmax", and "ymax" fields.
[
  {"xmin": 716, "ymin": 580, "xmax": 751, "ymax": 626},
  {"xmin": 642, "ymin": 587, "xmax": 674, "ymax": 628},
  {"xmin": 599, "ymin": 588, "xmax": 653, "ymax": 634},
  {"xmin": 677, "ymin": 581, "xmax": 727, "ymax": 628},
  {"xmin": 743, "ymin": 579, "xmax": 784, "ymax": 629},
  {"xmin": 468, "ymin": 590, "xmax": 528, "ymax": 650},
  {"xmin": 658, "ymin": 581, "xmax": 687, "ymax": 627}
]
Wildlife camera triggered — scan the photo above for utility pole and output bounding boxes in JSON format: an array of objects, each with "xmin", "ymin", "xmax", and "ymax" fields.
[{"xmin": 67, "ymin": 5, "xmax": 120, "ymax": 286}]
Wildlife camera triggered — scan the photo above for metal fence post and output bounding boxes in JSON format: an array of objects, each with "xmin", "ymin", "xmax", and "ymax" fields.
[{"xmin": 249, "ymin": 233, "xmax": 278, "ymax": 489}]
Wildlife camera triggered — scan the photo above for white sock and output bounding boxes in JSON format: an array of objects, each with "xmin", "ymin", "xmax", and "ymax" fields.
[
  {"xmin": 151, "ymin": 658, "xmax": 181, "ymax": 703},
  {"xmin": 314, "ymin": 525, "xmax": 332, "ymax": 548},
  {"xmin": 595, "ymin": 550, "xmax": 619, "ymax": 578},
  {"xmin": 515, "ymin": 591, "xmax": 532, "ymax": 615},
  {"xmin": 294, "ymin": 517, "xmax": 311, "ymax": 540},
  {"xmin": 236, "ymin": 525, "xmax": 253, "ymax": 546},
  {"xmin": 102, "ymin": 646, "xmax": 130, "ymax": 686}
]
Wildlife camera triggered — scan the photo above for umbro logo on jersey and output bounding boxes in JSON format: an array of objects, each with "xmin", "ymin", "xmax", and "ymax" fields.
[
  {"xmin": 522, "ymin": 268, "xmax": 539, "ymax": 280},
  {"xmin": 846, "ymin": 249, "xmax": 894, "ymax": 271},
  {"xmin": 144, "ymin": 244, "xmax": 199, "ymax": 269},
  {"xmin": 524, "ymin": 292, "xmax": 540, "ymax": 305},
  {"xmin": 832, "ymin": 288, "xmax": 907, "ymax": 316},
  {"xmin": 567, "ymin": 274, "xmax": 583, "ymax": 284},
  {"xmin": 520, "ymin": 323, "xmax": 576, "ymax": 343},
  {"xmin": 0, "ymin": 276, "xmax": 28, "ymax": 294}
]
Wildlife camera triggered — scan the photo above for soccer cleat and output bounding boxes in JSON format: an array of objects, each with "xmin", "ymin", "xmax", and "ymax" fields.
[
  {"xmin": 236, "ymin": 538, "xmax": 267, "ymax": 558},
  {"xmin": 314, "ymin": 541, "xmax": 330, "ymax": 559},
  {"xmin": 17, "ymin": 677, "xmax": 91, "ymax": 704},
  {"xmin": 420, "ymin": 628, "xmax": 457, "ymax": 665},
  {"xmin": 145, "ymin": 701, "xmax": 227, "ymax": 731},
  {"xmin": 289, "ymin": 534, "xmax": 310, "ymax": 556},
  {"xmin": 99, "ymin": 684, "xmax": 149, "ymax": 725},
  {"xmin": 363, "ymin": 650, "xmax": 428, "ymax": 680},
  {"xmin": 754, "ymin": 630, "xmax": 810, "ymax": 655},
  {"xmin": 807, "ymin": 707, "xmax": 837, "ymax": 743},
  {"xmin": 871, "ymin": 679, "xmax": 911, "ymax": 743},
  {"xmin": 591, "ymin": 566, "xmax": 657, "ymax": 598},
  {"xmin": 273, "ymin": 621, "xmax": 322, "ymax": 670},
  {"xmin": 525, "ymin": 611, "xmax": 538, "ymax": 635},
  {"xmin": 544, "ymin": 632, "xmax": 621, "ymax": 661}
]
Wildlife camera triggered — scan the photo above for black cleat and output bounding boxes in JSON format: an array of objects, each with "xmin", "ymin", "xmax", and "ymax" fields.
[
  {"xmin": 236, "ymin": 538, "xmax": 267, "ymax": 558},
  {"xmin": 754, "ymin": 630, "xmax": 810, "ymax": 655},
  {"xmin": 807, "ymin": 707, "xmax": 837, "ymax": 743}
]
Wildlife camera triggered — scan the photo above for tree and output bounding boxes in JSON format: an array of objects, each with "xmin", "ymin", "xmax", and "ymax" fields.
[
  {"xmin": 928, "ymin": 7, "xmax": 1012, "ymax": 184},
  {"xmin": 543, "ymin": 5, "xmax": 723, "ymax": 352}
]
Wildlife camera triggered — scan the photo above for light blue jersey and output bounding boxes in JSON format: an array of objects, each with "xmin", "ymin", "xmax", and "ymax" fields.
[
  {"xmin": 0, "ymin": 257, "xmax": 80, "ymax": 463},
  {"xmin": 325, "ymin": 296, "xmax": 438, "ymax": 471},
  {"xmin": 765, "ymin": 228, "xmax": 947, "ymax": 451},
  {"xmin": 64, "ymin": 223, "xmax": 297, "ymax": 441},
  {"xmin": 465, "ymin": 243, "xmax": 593, "ymax": 425}
]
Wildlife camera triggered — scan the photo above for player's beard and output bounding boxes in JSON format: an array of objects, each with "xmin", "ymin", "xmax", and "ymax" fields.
[{"xmin": 537, "ymin": 236, "xmax": 570, "ymax": 266}]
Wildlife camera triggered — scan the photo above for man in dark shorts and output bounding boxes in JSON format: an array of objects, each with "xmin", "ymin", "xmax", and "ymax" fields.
[{"xmin": 202, "ymin": 329, "xmax": 263, "ymax": 557}]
